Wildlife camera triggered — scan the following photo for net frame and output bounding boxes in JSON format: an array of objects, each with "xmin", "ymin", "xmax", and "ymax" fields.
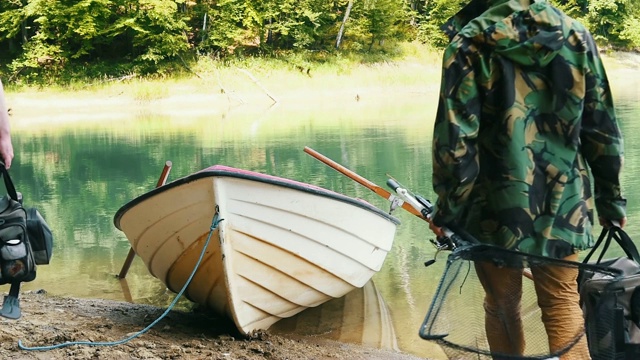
[{"xmin": 418, "ymin": 244, "xmax": 622, "ymax": 360}]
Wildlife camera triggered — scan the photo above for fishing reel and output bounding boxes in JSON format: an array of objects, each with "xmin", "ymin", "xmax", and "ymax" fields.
[
  {"xmin": 424, "ymin": 235, "xmax": 457, "ymax": 267},
  {"xmin": 384, "ymin": 178, "xmax": 458, "ymax": 267}
]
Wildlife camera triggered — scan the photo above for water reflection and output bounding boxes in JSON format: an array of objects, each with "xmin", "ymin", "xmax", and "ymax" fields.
[
  {"xmin": 271, "ymin": 280, "xmax": 398, "ymax": 351},
  {"xmin": 5, "ymin": 69, "xmax": 640, "ymax": 359}
]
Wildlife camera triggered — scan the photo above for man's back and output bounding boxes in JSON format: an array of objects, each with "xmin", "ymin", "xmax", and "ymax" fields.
[{"xmin": 431, "ymin": 0, "xmax": 625, "ymax": 258}]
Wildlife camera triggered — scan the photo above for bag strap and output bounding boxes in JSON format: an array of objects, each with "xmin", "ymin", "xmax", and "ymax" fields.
[
  {"xmin": 0, "ymin": 161, "xmax": 19, "ymax": 202},
  {"xmin": 610, "ymin": 226, "xmax": 640, "ymax": 263},
  {"xmin": 583, "ymin": 227, "xmax": 607, "ymax": 264},
  {"xmin": 583, "ymin": 225, "xmax": 640, "ymax": 265}
]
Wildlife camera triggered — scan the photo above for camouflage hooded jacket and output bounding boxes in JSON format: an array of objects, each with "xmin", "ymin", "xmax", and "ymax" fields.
[{"xmin": 431, "ymin": 0, "xmax": 626, "ymax": 258}]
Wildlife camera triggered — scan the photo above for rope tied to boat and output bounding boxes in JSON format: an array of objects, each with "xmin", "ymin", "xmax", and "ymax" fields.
[{"xmin": 18, "ymin": 208, "xmax": 224, "ymax": 351}]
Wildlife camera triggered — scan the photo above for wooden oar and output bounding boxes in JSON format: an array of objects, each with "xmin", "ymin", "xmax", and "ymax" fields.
[
  {"xmin": 117, "ymin": 160, "xmax": 173, "ymax": 279},
  {"xmin": 304, "ymin": 146, "xmax": 428, "ymax": 221}
]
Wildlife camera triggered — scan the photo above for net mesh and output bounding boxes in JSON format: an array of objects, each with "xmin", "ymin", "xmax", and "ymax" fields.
[{"xmin": 419, "ymin": 244, "xmax": 621, "ymax": 360}]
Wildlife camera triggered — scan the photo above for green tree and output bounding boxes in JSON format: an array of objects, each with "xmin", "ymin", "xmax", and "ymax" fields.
[
  {"xmin": 3, "ymin": 0, "xmax": 640, "ymax": 82},
  {"xmin": 260, "ymin": 0, "xmax": 324, "ymax": 49},
  {"xmin": 200, "ymin": 0, "xmax": 340, "ymax": 55},
  {"xmin": 341, "ymin": 0, "xmax": 412, "ymax": 51},
  {"xmin": 109, "ymin": 0, "xmax": 190, "ymax": 63},
  {"xmin": 619, "ymin": 15, "xmax": 640, "ymax": 48},
  {"xmin": 197, "ymin": 0, "xmax": 255, "ymax": 55},
  {"xmin": 2, "ymin": 0, "xmax": 190, "ymax": 79},
  {"xmin": 0, "ymin": 1, "xmax": 29, "ymax": 58},
  {"xmin": 414, "ymin": 0, "xmax": 460, "ymax": 48},
  {"xmin": 556, "ymin": 0, "xmax": 640, "ymax": 49}
]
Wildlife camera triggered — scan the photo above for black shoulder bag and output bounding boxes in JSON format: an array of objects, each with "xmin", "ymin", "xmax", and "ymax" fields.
[{"xmin": 0, "ymin": 162, "xmax": 54, "ymax": 319}]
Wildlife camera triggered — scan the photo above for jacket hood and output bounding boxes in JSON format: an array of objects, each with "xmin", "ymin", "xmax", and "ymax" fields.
[{"xmin": 442, "ymin": 0, "xmax": 569, "ymax": 67}]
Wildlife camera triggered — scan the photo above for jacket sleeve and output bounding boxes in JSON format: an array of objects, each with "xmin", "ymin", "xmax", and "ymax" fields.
[
  {"xmin": 580, "ymin": 34, "xmax": 626, "ymax": 220},
  {"xmin": 431, "ymin": 40, "xmax": 481, "ymax": 227}
]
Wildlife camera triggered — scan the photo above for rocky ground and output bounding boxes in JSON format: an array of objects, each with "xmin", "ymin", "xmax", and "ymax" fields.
[{"xmin": 0, "ymin": 290, "xmax": 426, "ymax": 360}]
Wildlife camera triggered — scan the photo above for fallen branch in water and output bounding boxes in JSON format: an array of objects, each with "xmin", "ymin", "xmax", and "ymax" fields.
[{"xmin": 237, "ymin": 68, "xmax": 279, "ymax": 104}]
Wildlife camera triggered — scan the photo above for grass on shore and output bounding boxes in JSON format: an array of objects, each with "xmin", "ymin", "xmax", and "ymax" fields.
[
  {"xmin": 2, "ymin": 42, "xmax": 443, "ymax": 100},
  {"xmin": 3, "ymin": 40, "xmax": 637, "ymax": 104}
]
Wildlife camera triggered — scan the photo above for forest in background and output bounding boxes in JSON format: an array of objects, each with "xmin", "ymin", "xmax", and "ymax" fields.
[{"xmin": 1, "ymin": 0, "xmax": 639, "ymax": 85}]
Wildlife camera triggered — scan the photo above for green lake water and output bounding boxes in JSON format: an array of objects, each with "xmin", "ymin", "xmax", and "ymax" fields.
[{"xmin": 7, "ymin": 69, "xmax": 640, "ymax": 358}]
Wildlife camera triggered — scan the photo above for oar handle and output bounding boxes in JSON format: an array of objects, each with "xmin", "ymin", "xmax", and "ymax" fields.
[
  {"xmin": 303, "ymin": 147, "xmax": 382, "ymax": 196},
  {"xmin": 117, "ymin": 160, "xmax": 173, "ymax": 279},
  {"xmin": 304, "ymin": 146, "xmax": 424, "ymax": 218},
  {"xmin": 386, "ymin": 178, "xmax": 401, "ymax": 192},
  {"xmin": 156, "ymin": 161, "xmax": 173, "ymax": 188}
]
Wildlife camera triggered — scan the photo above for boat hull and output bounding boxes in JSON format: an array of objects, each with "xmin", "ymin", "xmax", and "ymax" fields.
[{"xmin": 114, "ymin": 165, "xmax": 399, "ymax": 335}]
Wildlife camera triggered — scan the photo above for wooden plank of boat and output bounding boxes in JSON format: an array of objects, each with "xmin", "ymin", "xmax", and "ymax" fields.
[{"xmin": 114, "ymin": 165, "xmax": 400, "ymax": 335}]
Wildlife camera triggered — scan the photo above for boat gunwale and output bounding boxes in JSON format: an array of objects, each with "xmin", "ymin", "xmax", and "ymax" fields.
[{"xmin": 113, "ymin": 165, "xmax": 401, "ymax": 229}]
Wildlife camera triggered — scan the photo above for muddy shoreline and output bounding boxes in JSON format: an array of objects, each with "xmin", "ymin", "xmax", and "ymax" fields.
[{"xmin": 0, "ymin": 290, "xmax": 428, "ymax": 360}]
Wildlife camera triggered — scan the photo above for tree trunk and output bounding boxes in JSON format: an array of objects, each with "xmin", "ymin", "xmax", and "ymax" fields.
[
  {"xmin": 335, "ymin": 0, "xmax": 354, "ymax": 49},
  {"xmin": 20, "ymin": 0, "xmax": 28, "ymax": 44},
  {"xmin": 201, "ymin": 13, "xmax": 208, "ymax": 43},
  {"xmin": 21, "ymin": 20, "xmax": 27, "ymax": 44}
]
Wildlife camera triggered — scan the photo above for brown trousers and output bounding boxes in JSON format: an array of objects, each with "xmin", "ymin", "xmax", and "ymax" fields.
[{"xmin": 475, "ymin": 253, "xmax": 591, "ymax": 360}]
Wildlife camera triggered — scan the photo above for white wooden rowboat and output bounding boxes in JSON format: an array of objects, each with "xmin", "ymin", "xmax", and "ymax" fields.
[{"xmin": 114, "ymin": 165, "xmax": 400, "ymax": 335}]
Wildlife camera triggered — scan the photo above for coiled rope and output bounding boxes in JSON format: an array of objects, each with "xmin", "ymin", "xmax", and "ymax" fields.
[{"xmin": 19, "ymin": 210, "xmax": 224, "ymax": 351}]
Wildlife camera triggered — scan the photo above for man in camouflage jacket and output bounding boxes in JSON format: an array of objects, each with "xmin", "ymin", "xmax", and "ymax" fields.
[{"xmin": 429, "ymin": 0, "xmax": 627, "ymax": 358}]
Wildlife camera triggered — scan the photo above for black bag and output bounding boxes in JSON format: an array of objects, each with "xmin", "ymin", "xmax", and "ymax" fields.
[
  {"xmin": 0, "ymin": 173, "xmax": 35, "ymax": 284},
  {"xmin": 579, "ymin": 225, "xmax": 640, "ymax": 360},
  {"xmin": 26, "ymin": 207, "xmax": 53, "ymax": 265},
  {"xmin": 0, "ymin": 162, "xmax": 53, "ymax": 269},
  {"xmin": 0, "ymin": 162, "xmax": 53, "ymax": 319}
]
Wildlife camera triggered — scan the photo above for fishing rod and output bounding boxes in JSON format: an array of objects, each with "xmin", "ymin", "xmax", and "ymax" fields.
[
  {"xmin": 303, "ymin": 146, "xmax": 466, "ymax": 265},
  {"xmin": 383, "ymin": 175, "xmax": 472, "ymax": 265}
]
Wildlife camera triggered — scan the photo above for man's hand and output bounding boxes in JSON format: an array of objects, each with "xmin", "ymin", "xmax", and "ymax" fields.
[
  {"xmin": 0, "ymin": 133, "xmax": 13, "ymax": 169},
  {"xmin": 0, "ymin": 80, "xmax": 13, "ymax": 169},
  {"xmin": 429, "ymin": 220, "xmax": 445, "ymax": 237},
  {"xmin": 599, "ymin": 216, "xmax": 627, "ymax": 229}
]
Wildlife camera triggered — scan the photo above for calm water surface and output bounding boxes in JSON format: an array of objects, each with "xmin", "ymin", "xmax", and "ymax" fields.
[{"xmin": 8, "ymin": 70, "xmax": 640, "ymax": 359}]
